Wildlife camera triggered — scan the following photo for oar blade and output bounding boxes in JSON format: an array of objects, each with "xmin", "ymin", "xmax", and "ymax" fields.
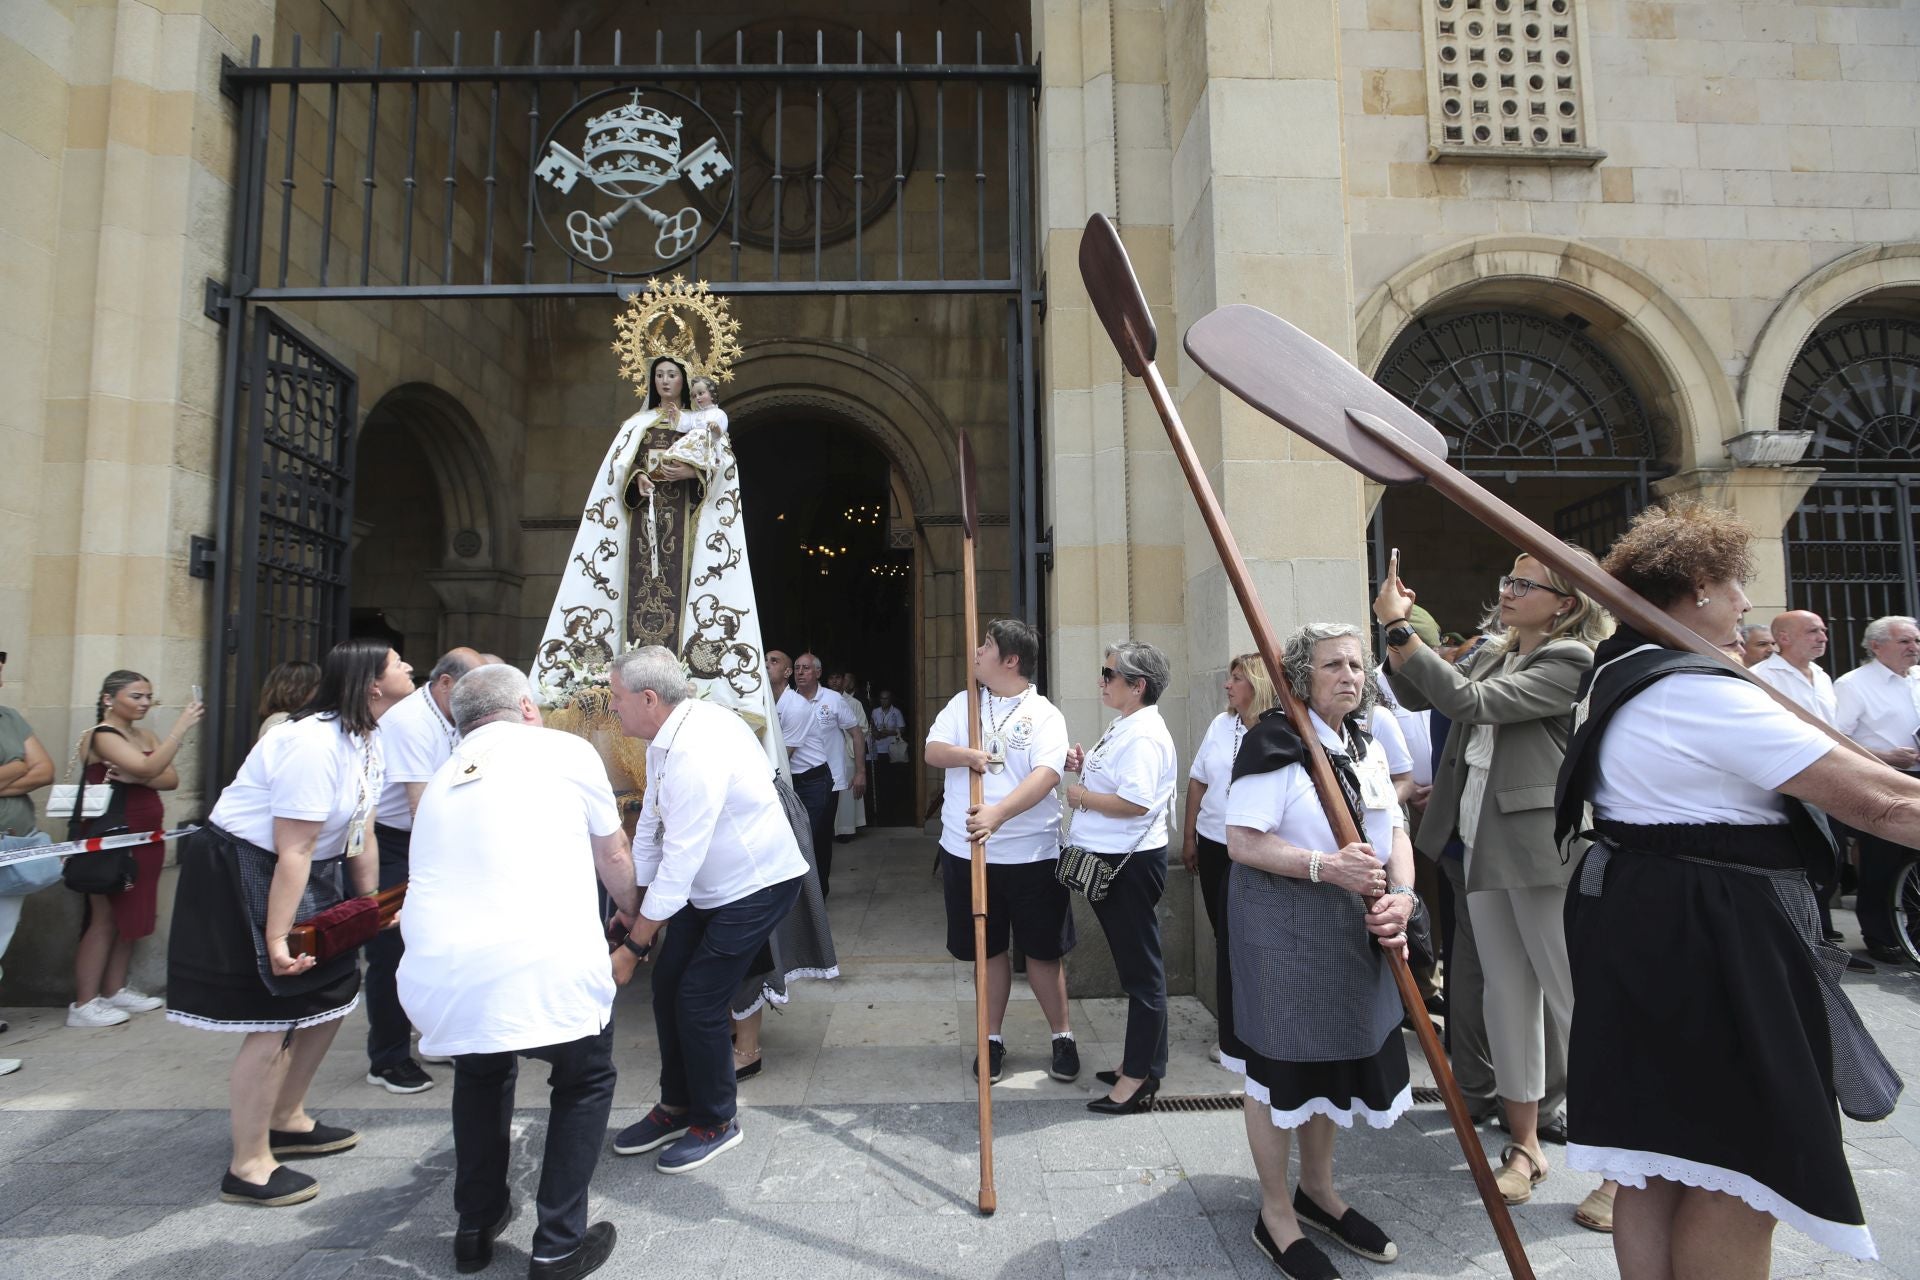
[
  {"xmin": 958, "ymin": 430, "xmax": 979, "ymax": 540},
  {"xmin": 1078, "ymin": 213, "xmax": 1156, "ymax": 377},
  {"xmin": 1184, "ymin": 304, "xmax": 1448, "ymax": 485}
]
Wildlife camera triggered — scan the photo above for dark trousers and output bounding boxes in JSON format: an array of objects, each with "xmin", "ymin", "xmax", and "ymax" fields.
[
  {"xmin": 365, "ymin": 823, "xmax": 413, "ymax": 1070},
  {"xmin": 452, "ymin": 1023, "xmax": 616, "ymax": 1260},
  {"xmin": 653, "ymin": 876, "xmax": 804, "ymax": 1127},
  {"xmin": 1195, "ymin": 835, "xmax": 1233, "ymax": 1030},
  {"xmin": 1856, "ymin": 833, "xmax": 1910, "ymax": 950},
  {"xmin": 792, "ymin": 764, "xmax": 835, "ymax": 897},
  {"xmin": 1088, "ymin": 845, "xmax": 1169, "ymax": 1080}
]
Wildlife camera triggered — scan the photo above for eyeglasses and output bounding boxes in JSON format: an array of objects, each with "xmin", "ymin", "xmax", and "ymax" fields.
[{"xmin": 1499, "ymin": 575, "xmax": 1572, "ymax": 599}]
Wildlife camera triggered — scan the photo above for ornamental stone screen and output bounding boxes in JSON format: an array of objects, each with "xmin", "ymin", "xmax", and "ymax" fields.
[{"xmin": 1420, "ymin": 0, "xmax": 1603, "ymax": 163}]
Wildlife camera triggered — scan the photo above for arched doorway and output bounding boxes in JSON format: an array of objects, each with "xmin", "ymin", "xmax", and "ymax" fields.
[
  {"xmin": 733, "ymin": 411, "xmax": 919, "ymax": 825},
  {"xmin": 350, "ymin": 383, "xmax": 520, "ymax": 664},
  {"xmin": 1782, "ymin": 312, "xmax": 1920, "ymax": 671},
  {"xmin": 1368, "ymin": 305, "xmax": 1666, "ymax": 634}
]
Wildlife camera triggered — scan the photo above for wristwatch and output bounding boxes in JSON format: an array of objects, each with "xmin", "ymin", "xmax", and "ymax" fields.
[{"xmin": 1384, "ymin": 621, "xmax": 1417, "ymax": 649}]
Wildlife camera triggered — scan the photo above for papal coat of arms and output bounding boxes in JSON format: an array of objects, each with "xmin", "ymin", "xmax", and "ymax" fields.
[{"xmin": 535, "ymin": 87, "xmax": 735, "ymax": 274}]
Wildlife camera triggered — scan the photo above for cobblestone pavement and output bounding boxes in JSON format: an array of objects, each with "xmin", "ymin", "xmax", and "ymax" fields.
[{"xmin": 2, "ymin": 831, "xmax": 1916, "ymax": 1278}]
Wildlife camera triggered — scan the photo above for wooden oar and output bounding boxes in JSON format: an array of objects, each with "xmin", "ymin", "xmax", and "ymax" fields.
[
  {"xmin": 958, "ymin": 429, "xmax": 998, "ymax": 1217},
  {"xmin": 1183, "ymin": 302, "xmax": 1876, "ymax": 760},
  {"xmin": 1079, "ymin": 213, "xmax": 1535, "ymax": 1280}
]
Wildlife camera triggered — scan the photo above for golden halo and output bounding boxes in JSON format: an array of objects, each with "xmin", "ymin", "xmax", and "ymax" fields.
[{"xmin": 612, "ymin": 275, "xmax": 744, "ymax": 395}]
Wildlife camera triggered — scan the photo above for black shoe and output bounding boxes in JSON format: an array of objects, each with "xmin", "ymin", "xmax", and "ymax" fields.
[
  {"xmin": 1050, "ymin": 1037, "xmax": 1081, "ymax": 1082},
  {"xmin": 1865, "ymin": 944, "xmax": 1908, "ymax": 965},
  {"xmin": 1087, "ymin": 1075, "xmax": 1158, "ymax": 1115},
  {"xmin": 367, "ymin": 1059, "xmax": 435, "ymax": 1094},
  {"xmin": 219, "ymin": 1166, "xmax": 319, "ymax": 1207},
  {"xmin": 269, "ymin": 1121, "xmax": 360, "ymax": 1158},
  {"xmin": 1537, "ymin": 1114, "xmax": 1568, "ymax": 1146},
  {"xmin": 1422, "ymin": 992, "xmax": 1446, "ymax": 1019},
  {"xmin": 1095, "ymin": 1069, "xmax": 1120, "ymax": 1087},
  {"xmin": 455, "ymin": 1200, "xmax": 513, "ymax": 1274},
  {"xmin": 1848, "ymin": 955, "xmax": 1878, "ymax": 973},
  {"xmin": 1292, "ymin": 1187, "xmax": 1397, "ymax": 1263},
  {"xmin": 734, "ymin": 1055, "xmax": 763, "ymax": 1080},
  {"xmin": 1251, "ymin": 1213, "xmax": 1341, "ymax": 1279},
  {"xmin": 972, "ymin": 1039, "xmax": 1005, "ymax": 1084},
  {"xmin": 528, "ymin": 1221, "xmax": 616, "ymax": 1280},
  {"xmin": 1466, "ymin": 1097, "xmax": 1499, "ymax": 1125},
  {"xmin": 1822, "ymin": 928, "xmax": 1845, "ymax": 942}
]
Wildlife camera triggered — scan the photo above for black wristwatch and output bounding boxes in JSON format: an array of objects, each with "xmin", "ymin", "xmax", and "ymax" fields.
[
  {"xmin": 608, "ymin": 923, "xmax": 652, "ymax": 959},
  {"xmin": 1384, "ymin": 621, "xmax": 1417, "ymax": 649}
]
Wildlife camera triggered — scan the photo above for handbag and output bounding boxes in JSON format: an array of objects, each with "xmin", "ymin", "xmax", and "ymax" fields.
[
  {"xmin": 48, "ymin": 728, "xmax": 136, "ymax": 893},
  {"xmin": 44, "ymin": 728, "xmax": 113, "ymax": 824},
  {"xmin": 1055, "ymin": 790, "xmax": 1172, "ymax": 904},
  {"xmin": 886, "ymin": 738, "xmax": 909, "ymax": 764}
]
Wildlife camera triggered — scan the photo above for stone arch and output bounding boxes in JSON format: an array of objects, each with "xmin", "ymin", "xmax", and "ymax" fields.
[
  {"xmin": 1741, "ymin": 242, "xmax": 1920, "ymax": 435},
  {"xmin": 1356, "ymin": 236, "xmax": 1740, "ymax": 473},
  {"xmin": 360, "ymin": 381, "xmax": 506, "ymax": 567},
  {"xmin": 721, "ymin": 338, "xmax": 956, "ymax": 519}
]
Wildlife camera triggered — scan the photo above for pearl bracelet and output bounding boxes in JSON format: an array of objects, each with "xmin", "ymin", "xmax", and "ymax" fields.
[{"xmin": 1308, "ymin": 851, "xmax": 1322, "ymax": 884}]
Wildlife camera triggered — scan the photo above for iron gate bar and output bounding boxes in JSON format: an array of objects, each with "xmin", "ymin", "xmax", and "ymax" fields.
[{"xmin": 221, "ymin": 62, "xmax": 1042, "ymax": 86}]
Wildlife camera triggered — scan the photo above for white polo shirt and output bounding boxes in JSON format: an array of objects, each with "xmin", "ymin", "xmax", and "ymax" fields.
[
  {"xmin": 1376, "ymin": 666, "xmax": 1433, "ymax": 786},
  {"xmin": 1751, "ymin": 654, "xmax": 1838, "ymax": 725},
  {"xmin": 1834, "ymin": 660, "xmax": 1920, "ymax": 758},
  {"xmin": 928, "ymin": 685, "xmax": 1069, "ymax": 864},
  {"xmin": 1071, "ymin": 704, "xmax": 1178, "ymax": 853},
  {"xmin": 209, "ymin": 713, "xmax": 382, "ymax": 860},
  {"xmin": 400, "ymin": 721, "xmax": 622, "ymax": 1056},
  {"xmin": 373, "ymin": 683, "xmax": 459, "ymax": 831},
  {"xmin": 1188, "ymin": 711, "xmax": 1247, "ymax": 844},
  {"xmin": 785, "ymin": 686, "xmax": 859, "ymax": 780},
  {"xmin": 1226, "ymin": 711, "xmax": 1405, "ymax": 861},
  {"xmin": 633, "ymin": 699, "xmax": 809, "ymax": 920}
]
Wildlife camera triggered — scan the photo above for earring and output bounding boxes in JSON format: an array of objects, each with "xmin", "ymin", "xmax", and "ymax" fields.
[{"xmin": 1696, "ymin": 596, "xmax": 1710, "ymax": 608}]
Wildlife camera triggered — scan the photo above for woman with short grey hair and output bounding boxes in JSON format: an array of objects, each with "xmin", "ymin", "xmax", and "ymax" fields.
[
  {"xmin": 1224, "ymin": 621, "xmax": 1419, "ymax": 1277},
  {"xmin": 1064, "ymin": 640, "xmax": 1178, "ymax": 1115}
]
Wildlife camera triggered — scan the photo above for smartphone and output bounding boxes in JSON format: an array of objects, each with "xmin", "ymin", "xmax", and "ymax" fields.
[
  {"xmin": 1388, "ymin": 547, "xmax": 1400, "ymax": 583},
  {"xmin": 192, "ymin": 684, "xmax": 203, "ymax": 704}
]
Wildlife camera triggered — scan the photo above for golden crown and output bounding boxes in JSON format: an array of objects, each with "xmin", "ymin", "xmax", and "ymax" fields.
[{"xmin": 612, "ymin": 275, "xmax": 744, "ymax": 394}]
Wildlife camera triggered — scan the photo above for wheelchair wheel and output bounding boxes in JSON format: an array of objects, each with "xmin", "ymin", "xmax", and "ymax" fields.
[{"xmin": 1895, "ymin": 856, "xmax": 1920, "ymax": 968}]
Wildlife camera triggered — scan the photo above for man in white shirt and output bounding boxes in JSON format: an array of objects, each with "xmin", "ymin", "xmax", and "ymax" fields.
[
  {"xmin": 1834, "ymin": 615, "xmax": 1920, "ymax": 965},
  {"xmin": 783, "ymin": 653, "xmax": 863, "ymax": 896},
  {"xmin": 1751, "ymin": 611, "xmax": 1838, "ymax": 722},
  {"xmin": 401, "ymin": 664, "xmax": 634, "ymax": 1280},
  {"xmin": 926, "ymin": 619, "xmax": 1079, "ymax": 1084},
  {"xmin": 868, "ymin": 689, "xmax": 907, "ymax": 823},
  {"xmin": 832, "ymin": 672, "xmax": 869, "ymax": 840},
  {"xmin": 365, "ymin": 646, "xmax": 479, "ymax": 1094},
  {"xmin": 606, "ymin": 647, "xmax": 809, "ymax": 1174},
  {"xmin": 1738, "ymin": 623, "xmax": 1778, "ymax": 668}
]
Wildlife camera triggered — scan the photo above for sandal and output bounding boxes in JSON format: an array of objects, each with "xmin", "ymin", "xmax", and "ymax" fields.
[
  {"xmin": 1494, "ymin": 1144, "xmax": 1547, "ymax": 1205},
  {"xmin": 733, "ymin": 1052, "xmax": 763, "ymax": 1081},
  {"xmin": 1574, "ymin": 1184, "xmax": 1615, "ymax": 1233}
]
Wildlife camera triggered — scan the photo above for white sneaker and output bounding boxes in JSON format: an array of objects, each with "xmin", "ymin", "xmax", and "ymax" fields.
[
  {"xmin": 1207, "ymin": 1042, "xmax": 1223, "ymax": 1064},
  {"xmin": 106, "ymin": 986, "xmax": 165, "ymax": 1014},
  {"xmin": 67, "ymin": 998, "xmax": 130, "ymax": 1028},
  {"xmin": 0, "ymin": 1058, "xmax": 20, "ymax": 1076}
]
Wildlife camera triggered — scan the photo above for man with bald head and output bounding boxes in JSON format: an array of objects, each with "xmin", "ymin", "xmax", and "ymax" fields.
[
  {"xmin": 1750, "ymin": 611, "xmax": 1837, "ymax": 722},
  {"xmin": 780, "ymin": 653, "xmax": 863, "ymax": 896},
  {"xmin": 1737, "ymin": 623, "xmax": 1777, "ymax": 668},
  {"xmin": 366, "ymin": 645, "xmax": 482, "ymax": 1093}
]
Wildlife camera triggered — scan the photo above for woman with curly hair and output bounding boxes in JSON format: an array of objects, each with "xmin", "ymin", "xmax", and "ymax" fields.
[
  {"xmin": 1377, "ymin": 547, "xmax": 1616, "ymax": 1226},
  {"xmin": 1557, "ymin": 500, "xmax": 1909, "ymax": 1276}
]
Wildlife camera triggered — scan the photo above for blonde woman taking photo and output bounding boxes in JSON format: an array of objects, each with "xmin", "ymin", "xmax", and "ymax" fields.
[{"xmin": 1377, "ymin": 548, "xmax": 1619, "ymax": 1230}]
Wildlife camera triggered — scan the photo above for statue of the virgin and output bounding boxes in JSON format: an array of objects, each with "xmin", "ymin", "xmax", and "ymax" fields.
[{"xmin": 530, "ymin": 276, "xmax": 781, "ymax": 807}]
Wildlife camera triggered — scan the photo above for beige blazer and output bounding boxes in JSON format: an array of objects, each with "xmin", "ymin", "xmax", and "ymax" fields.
[{"xmin": 1387, "ymin": 638, "xmax": 1594, "ymax": 893}]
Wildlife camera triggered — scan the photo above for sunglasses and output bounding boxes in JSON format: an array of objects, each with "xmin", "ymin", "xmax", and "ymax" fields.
[
  {"xmin": 1499, "ymin": 575, "xmax": 1573, "ymax": 599},
  {"xmin": 1099, "ymin": 667, "xmax": 1136, "ymax": 684}
]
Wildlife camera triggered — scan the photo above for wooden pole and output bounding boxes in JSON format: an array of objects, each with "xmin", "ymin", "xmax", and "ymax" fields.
[{"xmin": 959, "ymin": 431, "xmax": 997, "ymax": 1217}]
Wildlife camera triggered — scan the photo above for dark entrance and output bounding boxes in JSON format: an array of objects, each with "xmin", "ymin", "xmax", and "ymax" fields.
[{"xmin": 203, "ymin": 25, "xmax": 1043, "ymax": 783}]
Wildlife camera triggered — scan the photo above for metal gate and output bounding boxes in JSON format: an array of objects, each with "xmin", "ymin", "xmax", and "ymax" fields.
[
  {"xmin": 204, "ymin": 24, "xmax": 1044, "ymax": 782},
  {"xmin": 1786, "ymin": 478, "xmax": 1920, "ymax": 672}
]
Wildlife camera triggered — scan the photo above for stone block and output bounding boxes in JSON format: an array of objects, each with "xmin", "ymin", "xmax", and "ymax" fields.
[
  {"xmin": 1207, "ymin": 79, "xmax": 1343, "ymax": 180},
  {"xmin": 1697, "ymin": 123, "xmax": 1788, "ymax": 172},
  {"xmin": 1361, "ymin": 68, "xmax": 1425, "ymax": 117},
  {"xmin": 1203, "ymin": 0, "xmax": 1273, "ymax": 80},
  {"xmin": 1676, "ymin": 77, "xmax": 1758, "ymax": 126},
  {"xmin": 1749, "ymin": 202, "xmax": 1853, "ymax": 242},
  {"xmin": 1771, "ymin": 170, "xmax": 1888, "ymax": 210},
  {"xmin": 1626, "ymin": 3, "xmax": 1676, "ymax": 41},
  {"xmin": 1830, "ymin": 126, "xmax": 1919, "ymax": 175}
]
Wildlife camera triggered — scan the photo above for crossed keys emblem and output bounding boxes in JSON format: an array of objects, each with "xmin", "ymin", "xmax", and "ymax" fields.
[{"xmin": 536, "ymin": 90, "xmax": 733, "ymax": 267}]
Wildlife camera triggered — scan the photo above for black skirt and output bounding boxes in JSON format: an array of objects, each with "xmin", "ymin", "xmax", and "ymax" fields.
[
  {"xmin": 1566, "ymin": 840, "xmax": 1882, "ymax": 1259},
  {"xmin": 165, "ymin": 826, "xmax": 360, "ymax": 1033}
]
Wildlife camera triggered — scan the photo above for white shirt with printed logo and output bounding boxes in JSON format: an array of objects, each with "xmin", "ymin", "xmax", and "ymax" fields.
[{"xmin": 928, "ymin": 686, "xmax": 1069, "ymax": 864}]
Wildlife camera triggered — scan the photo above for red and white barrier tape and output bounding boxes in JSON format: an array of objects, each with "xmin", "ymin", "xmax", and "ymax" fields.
[{"xmin": 0, "ymin": 825, "xmax": 200, "ymax": 868}]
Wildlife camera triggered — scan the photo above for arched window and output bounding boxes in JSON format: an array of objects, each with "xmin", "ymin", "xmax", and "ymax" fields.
[
  {"xmin": 1781, "ymin": 316, "xmax": 1920, "ymax": 468},
  {"xmin": 1375, "ymin": 309, "xmax": 1658, "ymax": 475}
]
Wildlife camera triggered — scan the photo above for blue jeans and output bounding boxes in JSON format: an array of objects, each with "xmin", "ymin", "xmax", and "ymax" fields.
[
  {"xmin": 652, "ymin": 875, "xmax": 804, "ymax": 1127},
  {"xmin": 365, "ymin": 823, "xmax": 413, "ymax": 1070},
  {"xmin": 452, "ymin": 1022, "xmax": 616, "ymax": 1259},
  {"xmin": 791, "ymin": 764, "xmax": 835, "ymax": 897}
]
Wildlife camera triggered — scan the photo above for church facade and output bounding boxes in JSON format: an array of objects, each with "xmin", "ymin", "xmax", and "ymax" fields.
[{"xmin": 2, "ymin": 0, "xmax": 1915, "ymax": 1000}]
